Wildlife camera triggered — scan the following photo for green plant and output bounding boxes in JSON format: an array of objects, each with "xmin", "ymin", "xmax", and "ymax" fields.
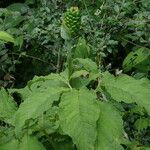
[
  {"xmin": 0, "ymin": 31, "xmax": 22, "ymax": 87},
  {"xmin": 0, "ymin": 34, "xmax": 150, "ymax": 149},
  {"xmin": 0, "ymin": 2, "xmax": 150, "ymax": 149},
  {"xmin": 122, "ymin": 48, "xmax": 150, "ymax": 78},
  {"xmin": 0, "ymin": 1, "xmax": 64, "ymax": 87}
]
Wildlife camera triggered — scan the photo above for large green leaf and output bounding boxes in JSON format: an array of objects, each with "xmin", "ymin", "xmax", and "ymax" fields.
[
  {"xmin": 95, "ymin": 102, "xmax": 125, "ymax": 150},
  {"xmin": 27, "ymin": 73, "xmax": 70, "ymax": 90},
  {"xmin": 0, "ymin": 134, "xmax": 45, "ymax": 150},
  {"xmin": 7, "ymin": 3, "xmax": 29, "ymax": 14},
  {"xmin": 59, "ymin": 88, "xmax": 100, "ymax": 150},
  {"xmin": 101, "ymin": 72, "xmax": 150, "ymax": 115},
  {"xmin": 123, "ymin": 48, "xmax": 150, "ymax": 72},
  {"xmin": 14, "ymin": 87, "xmax": 68, "ymax": 136},
  {"xmin": 0, "ymin": 139, "xmax": 19, "ymax": 150},
  {"xmin": 0, "ymin": 31, "xmax": 15, "ymax": 44},
  {"xmin": 73, "ymin": 58, "xmax": 98, "ymax": 73},
  {"xmin": 9, "ymin": 72, "xmax": 70, "ymax": 101},
  {"xmin": 0, "ymin": 88, "xmax": 17, "ymax": 121},
  {"xmin": 8, "ymin": 87, "xmax": 32, "ymax": 101},
  {"xmin": 20, "ymin": 134, "xmax": 46, "ymax": 150},
  {"xmin": 4, "ymin": 14, "xmax": 24, "ymax": 29}
]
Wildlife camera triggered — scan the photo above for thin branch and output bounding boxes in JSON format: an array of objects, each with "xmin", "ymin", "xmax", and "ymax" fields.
[
  {"xmin": 121, "ymin": 37, "xmax": 150, "ymax": 50},
  {"xmin": 8, "ymin": 52, "xmax": 57, "ymax": 69},
  {"xmin": 56, "ymin": 49, "xmax": 61, "ymax": 73}
]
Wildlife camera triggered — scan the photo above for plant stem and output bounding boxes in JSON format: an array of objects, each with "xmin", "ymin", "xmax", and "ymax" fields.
[
  {"xmin": 8, "ymin": 52, "xmax": 57, "ymax": 69},
  {"xmin": 56, "ymin": 48, "xmax": 61, "ymax": 73}
]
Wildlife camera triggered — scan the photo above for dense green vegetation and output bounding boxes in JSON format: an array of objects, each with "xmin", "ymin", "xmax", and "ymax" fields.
[{"xmin": 0, "ymin": 0, "xmax": 150, "ymax": 150}]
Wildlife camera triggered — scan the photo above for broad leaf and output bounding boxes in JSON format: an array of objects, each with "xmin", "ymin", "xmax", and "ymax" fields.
[
  {"xmin": 8, "ymin": 87, "xmax": 32, "ymax": 101},
  {"xmin": 0, "ymin": 134, "xmax": 45, "ymax": 150},
  {"xmin": 0, "ymin": 139, "xmax": 19, "ymax": 150},
  {"xmin": 59, "ymin": 88, "xmax": 100, "ymax": 150},
  {"xmin": 20, "ymin": 134, "xmax": 46, "ymax": 150},
  {"xmin": 14, "ymin": 87, "xmax": 67, "ymax": 136},
  {"xmin": 73, "ymin": 58, "xmax": 98, "ymax": 73},
  {"xmin": 123, "ymin": 48, "xmax": 150, "ymax": 72},
  {"xmin": 101, "ymin": 72, "xmax": 150, "ymax": 115},
  {"xmin": 0, "ymin": 88, "xmax": 17, "ymax": 121},
  {"xmin": 70, "ymin": 70, "xmax": 89, "ymax": 79},
  {"xmin": 4, "ymin": 15, "xmax": 24, "ymax": 29},
  {"xmin": 95, "ymin": 102, "xmax": 125, "ymax": 150},
  {"xmin": 0, "ymin": 31, "xmax": 15, "ymax": 44},
  {"xmin": 27, "ymin": 73, "xmax": 70, "ymax": 90},
  {"xmin": 7, "ymin": 3, "xmax": 29, "ymax": 14}
]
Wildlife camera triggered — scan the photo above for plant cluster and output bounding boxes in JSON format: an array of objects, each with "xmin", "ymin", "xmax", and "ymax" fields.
[
  {"xmin": 0, "ymin": 0, "xmax": 150, "ymax": 149},
  {"xmin": 0, "ymin": 36, "xmax": 150, "ymax": 149}
]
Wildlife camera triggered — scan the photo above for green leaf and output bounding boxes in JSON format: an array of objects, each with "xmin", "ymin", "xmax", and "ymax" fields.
[
  {"xmin": 101, "ymin": 72, "xmax": 150, "ymax": 115},
  {"xmin": 14, "ymin": 87, "xmax": 67, "ymax": 136},
  {"xmin": 27, "ymin": 73, "xmax": 70, "ymax": 90},
  {"xmin": 70, "ymin": 70, "xmax": 100, "ymax": 89},
  {"xmin": 0, "ymin": 88, "xmax": 17, "ymax": 122},
  {"xmin": 0, "ymin": 134, "xmax": 45, "ymax": 150},
  {"xmin": 60, "ymin": 24, "xmax": 71, "ymax": 40},
  {"xmin": 95, "ymin": 102, "xmax": 125, "ymax": 150},
  {"xmin": 134, "ymin": 118, "xmax": 150, "ymax": 132},
  {"xmin": 0, "ymin": 31, "xmax": 15, "ymax": 44},
  {"xmin": 7, "ymin": 3, "xmax": 29, "ymax": 14},
  {"xmin": 25, "ymin": 0, "xmax": 35, "ymax": 5},
  {"xmin": 15, "ymin": 36, "xmax": 23, "ymax": 47},
  {"xmin": 73, "ymin": 58, "xmax": 98, "ymax": 73},
  {"xmin": 74, "ymin": 37, "xmax": 90, "ymax": 59},
  {"xmin": 123, "ymin": 48, "xmax": 150, "ymax": 72},
  {"xmin": 0, "ymin": 139, "xmax": 19, "ymax": 150},
  {"xmin": 20, "ymin": 134, "xmax": 46, "ymax": 150},
  {"xmin": 59, "ymin": 88, "xmax": 100, "ymax": 150},
  {"xmin": 70, "ymin": 70, "xmax": 89, "ymax": 79},
  {"xmin": 4, "ymin": 13, "xmax": 24, "ymax": 29},
  {"xmin": 8, "ymin": 87, "xmax": 32, "ymax": 101}
]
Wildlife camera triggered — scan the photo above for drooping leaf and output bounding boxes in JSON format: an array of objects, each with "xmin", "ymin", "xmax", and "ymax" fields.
[
  {"xmin": 14, "ymin": 87, "xmax": 68, "ymax": 136},
  {"xmin": 70, "ymin": 70, "xmax": 89, "ymax": 79},
  {"xmin": 8, "ymin": 87, "xmax": 32, "ymax": 101},
  {"xmin": 59, "ymin": 88, "xmax": 100, "ymax": 150},
  {"xmin": 0, "ymin": 139, "xmax": 19, "ymax": 150},
  {"xmin": 0, "ymin": 88, "xmax": 17, "ymax": 121},
  {"xmin": 74, "ymin": 37, "xmax": 90, "ymax": 59},
  {"xmin": 0, "ymin": 31, "xmax": 15, "ymax": 44},
  {"xmin": 101, "ymin": 72, "xmax": 150, "ymax": 115},
  {"xmin": 123, "ymin": 48, "xmax": 150, "ymax": 72},
  {"xmin": 0, "ymin": 134, "xmax": 45, "ymax": 150},
  {"xmin": 73, "ymin": 58, "xmax": 98, "ymax": 73},
  {"xmin": 20, "ymin": 134, "xmax": 46, "ymax": 150},
  {"xmin": 7, "ymin": 3, "xmax": 29, "ymax": 14},
  {"xmin": 27, "ymin": 73, "xmax": 70, "ymax": 90},
  {"xmin": 70, "ymin": 70, "xmax": 100, "ymax": 89},
  {"xmin": 4, "ymin": 14, "xmax": 24, "ymax": 29},
  {"xmin": 95, "ymin": 101, "xmax": 125, "ymax": 150}
]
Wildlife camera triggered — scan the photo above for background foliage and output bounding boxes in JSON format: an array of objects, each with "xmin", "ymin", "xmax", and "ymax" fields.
[{"xmin": 0, "ymin": 0, "xmax": 149, "ymax": 87}]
